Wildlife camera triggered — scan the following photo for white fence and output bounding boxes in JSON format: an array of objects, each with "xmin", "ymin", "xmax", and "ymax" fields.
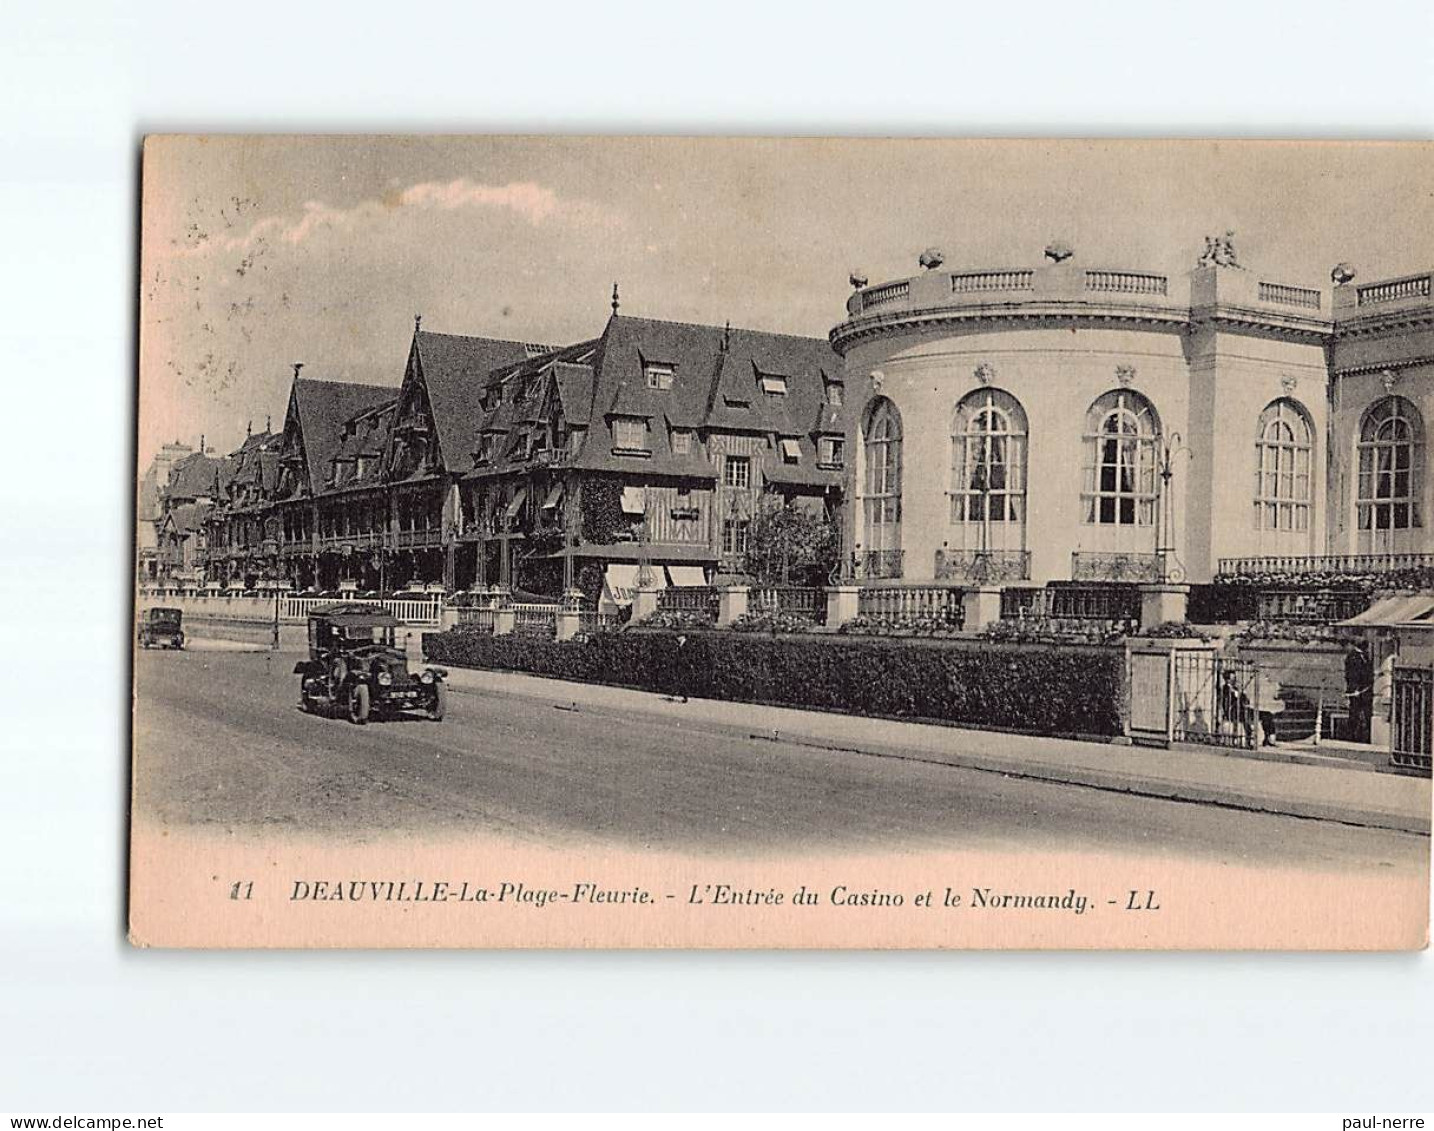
[
  {"xmin": 278, "ymin": 595, "xmax": 444, "ymax": 625},
  {"xmin": 139, "ymin": 592, "xmax": 445, "ymax": 627}
]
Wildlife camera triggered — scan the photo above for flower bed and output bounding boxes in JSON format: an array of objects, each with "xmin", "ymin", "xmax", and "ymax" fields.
[
  {"xmin": 729, "ymin": 609, "xmax": 819, "ymax": 634},
  {"xmin": 422, "ymin": 627, "xmax": 1126, "ymax": 738}
]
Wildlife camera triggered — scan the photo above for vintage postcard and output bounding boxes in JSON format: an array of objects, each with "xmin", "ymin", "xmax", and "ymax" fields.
[{"xmin": 131, "ymin": 136, "xmax": 1432, "ymax": 948}]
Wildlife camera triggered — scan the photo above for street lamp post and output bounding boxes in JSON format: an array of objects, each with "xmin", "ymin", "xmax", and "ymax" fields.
[{"xmin": 1155, "ymin": 431, "xmax": 1190, "ymax": 583}]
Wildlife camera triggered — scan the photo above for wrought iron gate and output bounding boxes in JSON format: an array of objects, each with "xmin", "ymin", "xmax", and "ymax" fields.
[
  {"xmin": 1391, "ymin": 665, "xmax": 1433, "ymax": 772},
  {"xmin": 1171, "ymin": 651, "xmax": 1260, "ymax": 750}
]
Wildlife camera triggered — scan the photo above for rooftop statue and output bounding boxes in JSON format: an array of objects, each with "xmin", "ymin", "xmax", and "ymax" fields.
[
  {"xmin": 1044, "ymin": 241, "xmax": 1074, "ymax": 263},
  {"xmin": 918, "ymin": 247, "xmax": 945, "ymax": 270},
  {"xmin": 1198, "ymin": 230, "xmax": 1243, "ymax": 269}
]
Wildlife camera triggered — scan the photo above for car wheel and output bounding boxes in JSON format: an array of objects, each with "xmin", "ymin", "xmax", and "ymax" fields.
[
  {"xmin": 427, "ymin": 682, "xmax": 446, "ymax": 722},
  {"xmin": 347, "ymin": 682, "xmax": 371, "ymax": 725}
]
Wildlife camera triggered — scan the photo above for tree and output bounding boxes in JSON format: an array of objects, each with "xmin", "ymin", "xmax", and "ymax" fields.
[{"xmin": 744, "ymin": 497, "xmax": 839, "ymax": 586}]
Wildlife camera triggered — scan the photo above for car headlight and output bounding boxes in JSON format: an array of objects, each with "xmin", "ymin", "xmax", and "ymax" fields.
[
  {"xmin": 420, "ymin": 670, "xmax": 434, "ymax": 684},
  {"xmin": 376, "ymin": 670, "xmax": 393, "ymax": 686}
]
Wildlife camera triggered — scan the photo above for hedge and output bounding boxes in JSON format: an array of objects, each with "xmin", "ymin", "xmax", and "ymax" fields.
[{"xmin": 423, "ymin": 627, "xmax": 1126, "ymax": 738}]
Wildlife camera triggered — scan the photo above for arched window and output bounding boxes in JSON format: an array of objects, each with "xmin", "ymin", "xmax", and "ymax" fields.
[
  {"xmin": 1358, "ymin": 396, "xmax": 1424, "ymax": 531},
  {"xmin": 1083, "ymin": 389, "xmax": 1161, "ymax": 526},
  {"xmin": 950, "ymin": 388, "xmax": 1027, "ymax": 525},
  {"xmin": 1254, "ymin": 399, "xmax": 1313, "ymax": 532},
  {"xmin": 862, "ymin": 398, "xmax": 902, "ymax": 553}
]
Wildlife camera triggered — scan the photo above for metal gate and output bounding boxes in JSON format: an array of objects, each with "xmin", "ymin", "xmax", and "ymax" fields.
[
  {"xmin": 1171, "ymin": 652, "xmax": 1260, "ymax": 750},
  {"xmin": 1391, "ymin": 665, "xmax": 1433, "ymax": 771}
]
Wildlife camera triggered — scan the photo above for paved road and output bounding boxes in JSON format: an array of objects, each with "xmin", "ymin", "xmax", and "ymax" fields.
[{"xmin": 133, "ymin": 650, "xmax": 1428, "ymax": 869}]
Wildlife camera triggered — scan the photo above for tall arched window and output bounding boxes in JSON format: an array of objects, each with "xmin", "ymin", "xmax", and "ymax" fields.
[
  {"xmin": 1254, "ymin": 398, "xmax": 1313, "ymax": 532},
  {"xmin": 950, "ymin": 388, "xmax": 1027, "ymax": 551},
  {"xmin": 1083, "ymin": 389, "xmax": 1161, "ymax": 526},
  {"xmin": 862, "ymin": 397, "xmax": 902, "ymax": 558},
  {"xmin": 1358, "ymin": 396, "xmax": 1424, "ymax": 532}
]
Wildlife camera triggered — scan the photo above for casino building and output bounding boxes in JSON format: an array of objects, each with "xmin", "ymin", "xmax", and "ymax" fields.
[{"xmin": 830, "ymin": 241, "xmax": 1433, "ymax": 591}]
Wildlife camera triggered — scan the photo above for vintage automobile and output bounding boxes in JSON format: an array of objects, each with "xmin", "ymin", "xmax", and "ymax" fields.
[
  {"xmin": 137, "ymin": 606, "xmax": 185, "ymax": 649},
  {"xmin": 294, "ymin": 604, "xmax": 447, "ymax": 724}
]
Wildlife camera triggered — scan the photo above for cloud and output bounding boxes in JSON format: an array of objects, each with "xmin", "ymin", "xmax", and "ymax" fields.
[{"xmin": 162, "ymin": 178, "xmax": 620, "ymax": 261}]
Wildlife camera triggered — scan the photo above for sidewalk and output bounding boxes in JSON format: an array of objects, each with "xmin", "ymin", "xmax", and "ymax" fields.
[{"xmin": 440, "ymin": 666, "xmax": 1432, "ymax": 836}]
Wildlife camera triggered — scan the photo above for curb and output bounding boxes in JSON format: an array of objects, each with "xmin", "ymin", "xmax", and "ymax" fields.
[
  {"xmin": 746, "ymin": 730, "xmax": 1432, "ymax": 837},
  {"xmin": 442, "ymin": 673, "xmax": 1432, "ymax": 838}
]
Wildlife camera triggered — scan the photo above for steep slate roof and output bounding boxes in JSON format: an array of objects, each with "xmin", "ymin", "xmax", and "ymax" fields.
[
  {"xmin": 412, "ymin": 331, "xmax": 533, "ymax": 472},
  {"xmin": 463, "ymin": 338, "xmax": 602, "ymax": 475},
  {"xmin": 324, "ymin": 402, "xmax": 395, "ymax": 494},
  {"xmin": 163, "ymin": 501, "xmax": 212, "ymax": 536},
  {"xmin": 571, "ymin": 315, "xmax": 844, "ymax": 485},
  {"xmin": 552, "ymin": 362, "xmax": 595, "ymax": 427},
  {"xmin": 292, "ymin": 378, "xmax": 398, "ymax": 494},
  {"xmin": 164, "ymin": 453, "xmax": 225, "ymax": 502}
]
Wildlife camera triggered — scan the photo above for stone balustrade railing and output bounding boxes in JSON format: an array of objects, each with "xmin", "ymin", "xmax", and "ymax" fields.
[
  {"xmin": 1217, "ymin": 553, "xmax": 1434, "ymax": 578},
  {"xmin": 1084, "ymin": 270, "xmax": 1168, "ymax": 296},
  {"xmin": 860, "ymin": 280, "xmax": 910, "ymax": 310},
  {"xmin": 950, "ymin": 270, "xmax": 1033, "ymax": 294},
  {"xmin": 1356, "ymin": 273, "xmax": 1432, "ymax": 307},
  {"xmin": 1258, "ymin": 281, "xmax": 1322, "ymax": 309}
]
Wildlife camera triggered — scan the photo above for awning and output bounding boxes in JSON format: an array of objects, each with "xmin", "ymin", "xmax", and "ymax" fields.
[
  {"xmin": 779, "ymin": 438, "xmax": 801, "ymax": 462},
  {"xmin": 620, "ymin": 486, "xmax": 646, "ymax": 515},
  {"xmin": 1340, "ymin": 594, "xmax": 1434, "ymax": 628},
  {"xmin": 666, "ymin": 565, "xmax": 708, "ymax": 587},
  {"xmin": 540, "ymin": 483, "xmax": 563, "ymax": 510},
  {"xmin": 601, "ymin": 562, "xmax": 667, "ymax": 610},
  {"xmin": 505, "ymin": 487, "xmax": 528, "ymax": 518}
]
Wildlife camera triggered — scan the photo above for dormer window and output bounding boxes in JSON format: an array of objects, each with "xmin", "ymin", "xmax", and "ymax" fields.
[
  {"xmin": 644, "ymin": 363, "xmax": 675, "ymax": 390},
  {"xmin": 612, "ymin": 416, "xmax": 649, "ymax": 453},
  {"xmin": 671, "ymin": 429, "xmax": 693, "ymax": 455},
  {"xmin": 819, "ymin": 436, "xmax": 845, "ymax": 468},
  {"xmin": 824, "ymin": 379, "xmax": 844, "ymax": 406},
  {"xmin": 759, "ymin": 373, "xmax": 788, "ymax": 397},
  {"xmin": 779, "ymin": 438, "xmax": 801, "ymax": 464}
]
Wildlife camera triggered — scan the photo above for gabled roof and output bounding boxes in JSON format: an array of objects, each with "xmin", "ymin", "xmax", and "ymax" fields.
[
  {"xmin": 162, "ymin": 501, "xmax": 212, "ymax": 536},
  {"xmin": 165, "ymin": 453, "xmax": 225, "ymax": 502},
  {"xmin": 292, "ymin": 378, "xmax": 398, "ymax": 494},
  {"xmin": 412, "ymin": 331, "xmax": 533, "ymax": 472},
  {"xmin": 325, "ymin": 402, "xmax": 395, "ymax": 494},
  {"xmin": 570, "ymin": 315, "xmax": 843, "ymax": 477},
  {"xmin": 553, "ymin": 362, "xmax": 595, "ymax": 426}
]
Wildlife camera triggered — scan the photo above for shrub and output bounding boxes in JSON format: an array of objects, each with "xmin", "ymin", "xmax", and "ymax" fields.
[
  {"xmin": 635, "ymin": 609, "xmax": 714, "ymax": 631},
  {"xmin": 1136, "ymin": 620, "xmax": 1212, "ymax": 641},
  {"xmin": 1233, "ymin": 620, "xmax": 1341, "ymax": 645},
  {"xmin": 980, "ymin": 617, "xmax": 1126, "ymax": 645},
  {"xmin": 729, "ymin": 609, "xmax": 819, "ymax": 634},
  {"xmin": 837, "ymin": 614, "xmax": 965, "ymax": 638},
  {"xmin": 423, "ymin": 628, "xmax": 1125, "ymax": 737}
]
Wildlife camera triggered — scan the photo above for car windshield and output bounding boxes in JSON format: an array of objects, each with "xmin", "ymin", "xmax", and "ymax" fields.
[{"xmin": 334, "ymin": 624, "xmax": 394, "ymax": 646}]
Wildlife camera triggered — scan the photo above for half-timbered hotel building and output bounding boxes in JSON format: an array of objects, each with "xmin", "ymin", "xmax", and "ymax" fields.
[{"xmin": 184, "ymin": 311, "xmax": 847, "ymax": 603}]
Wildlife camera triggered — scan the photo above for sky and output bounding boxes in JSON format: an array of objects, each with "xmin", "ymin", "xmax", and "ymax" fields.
[{"xmin": 138, "ymin": 136, "xmax": 1434, "ymax": 467}]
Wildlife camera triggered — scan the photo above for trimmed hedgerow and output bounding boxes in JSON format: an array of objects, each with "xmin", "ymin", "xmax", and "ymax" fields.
[{"xmin": 423, "ymin": 627, "xmax": 1125, "ymax": 738}]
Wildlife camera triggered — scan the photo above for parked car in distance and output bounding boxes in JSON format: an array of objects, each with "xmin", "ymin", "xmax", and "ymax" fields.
[
  {"xmin": 138, "ymin": 607, "xmax": 185, "ymax": 649},
  {"xmin": 294, "ymin": 604, "xmax": 447, "ymax": 724}
]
